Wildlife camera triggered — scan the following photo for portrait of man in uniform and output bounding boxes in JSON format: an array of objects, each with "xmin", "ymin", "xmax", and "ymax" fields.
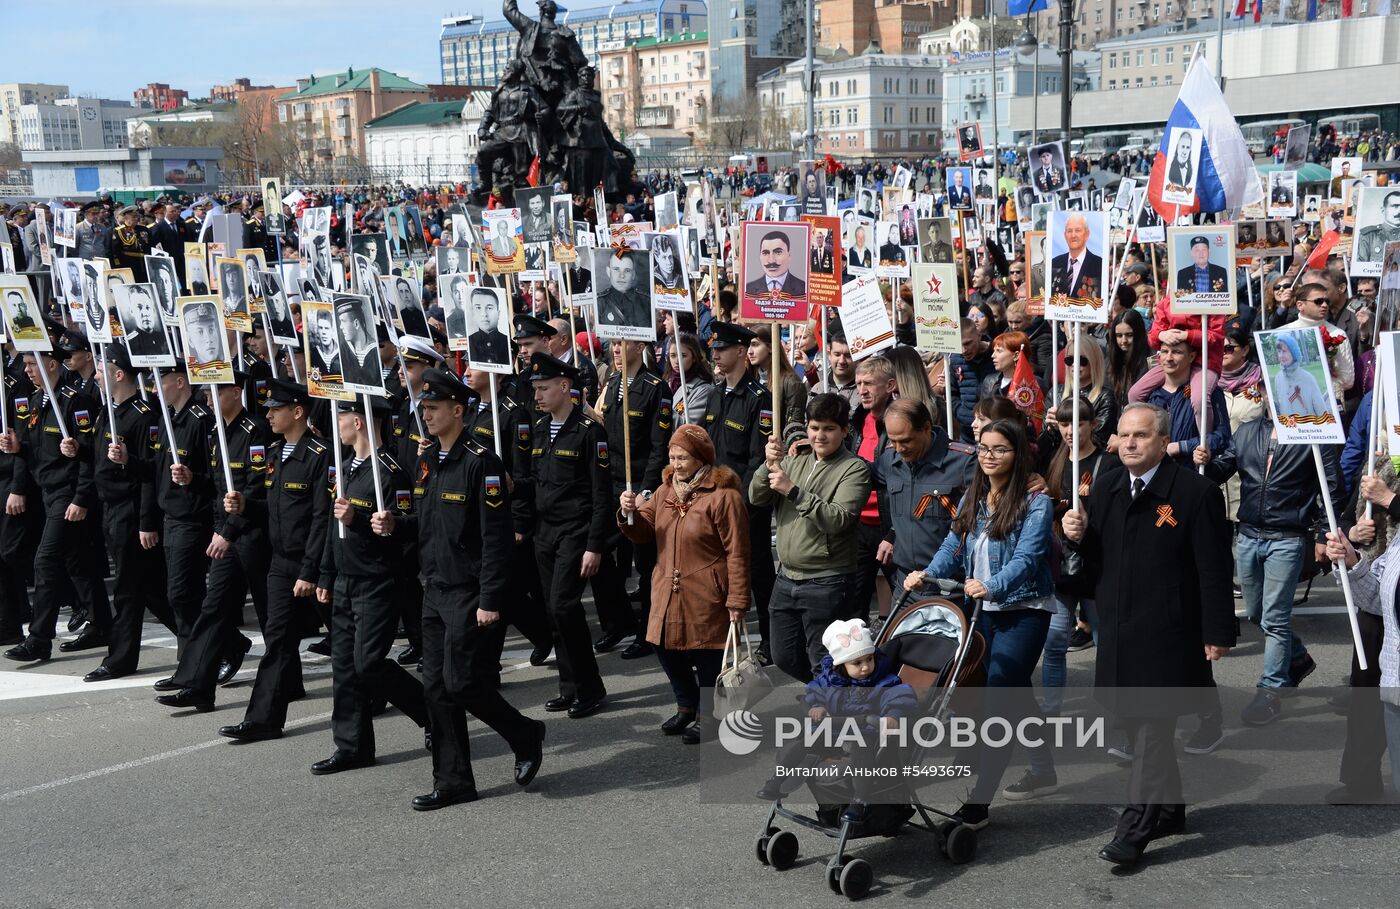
[
  {"xmin": 466, "ymin": 286, "xmax": 511, "ymax": 369},
  {"xmin": 593, "ymin": 247, "xmax": 654, "ymax": 334}
]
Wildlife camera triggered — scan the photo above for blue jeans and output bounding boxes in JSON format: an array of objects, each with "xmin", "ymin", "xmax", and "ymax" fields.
[
  {"xmin": 1383, "ymin": 703, "xmax": 1400, "ymax": 796},
  {"xmin": 1236, "ymin": 534, "xmax": 1308, "ymax": 689},
  {"xmin": 968, "ymin": 608, "xmax": 1052, "ymax": 802},
  {"xmin": 1028, "ymin": 597, "xmax": 1088, "ymax": 776}
]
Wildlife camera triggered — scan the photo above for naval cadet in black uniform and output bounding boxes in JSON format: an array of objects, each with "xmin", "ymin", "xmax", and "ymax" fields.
[
  {"xmin": 81, "ymin": 348, "xmax": 175, "ymax": 682},
  {"xmin": 312, "ymin": 395, "xmax": 428, "ymax": 775},
  {"xmin": 0, "ymin": 361, "xmax": 40, "ymax": 645},
  {"xmin": 218, "ymin": 378, "xmax": 332, "ymax": 741},
  {"xmin": 508, "ymin": 314, "xmax": 555, "ymax": 412},
  {"xmin": 594, "ymin": 339, "xmax": 671, "ymax": 657},
  {"xmin": 518, "ymin": 352, "xmax": 611, "ymax": 718},
  {"xmin": 376, "ymin": 368, "xmax": 546, "ymax": 810},
  {"xmin": 700, "ymin": 321, "xmax": 775, "ymax": 660},
  {"xmin": 0, "ymin": 351, "xmax": 111, "ymax": 662}
]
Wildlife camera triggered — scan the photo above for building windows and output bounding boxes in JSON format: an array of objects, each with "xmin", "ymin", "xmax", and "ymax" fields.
[
  {"xmin": 1151, "ymin": 48, "xmax": 1158, "ymax": 66},
  {"xmin": 1109, "ymin": 79, "xmax": 1116, "ymax": 90},
  {"xmin": 1135, "ymin": 50, "xmax": 1144, "ymax": 67},
  {"xmin": 1109, "ymin": 54, "xmax": 1116, "ymax": 70},
  {"xmin": 1150, "ymin": 76, "xmax": 1158, "ymax": 86},
  {"xmin": 1166, "ymin": 47, "xmax": 1174, "ymax": 64}
]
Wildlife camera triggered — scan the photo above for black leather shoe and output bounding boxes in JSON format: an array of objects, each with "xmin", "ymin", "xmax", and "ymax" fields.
[
  {"xmin": 217, "ymin": 637, "xmax": 253, "ymax": 685},
  {"xmin": 152, "ymin": 677, "xmax": 181, "ymax": 692},
  {"xmin": 83, "ymin": 665, "xmax": 124, "ymax": 683},
  {"xmin": 311, "ymin": 752, "xmax": 375, "ymax": 775},
  {"xmin": 411, "ymin": 788, "xmax": 478, "ymax": 811},
  {"xmin": 219, "ymin": 721, "xmax": 282, "ymax": 742},
  {"xmin": 67, "ymin": 607, "xmax": 88, "ymax": 633},
  {"xmin": 681, "ymin": 718, "xmax": 716, "ymax": 745},
  {"xmin": 59, "ymin": 628, "xmax": 108, "ymax": 652},
  {"xmin": 619, "ymin": 638, "xmax": 654, "ymax": 660},
  {"xmin": 568, "ymin": 694, "xmax": 606, "ymax": 719},
  {"xmin": 306, "ymin": 636, "xmax": 332, "ymax": 656},
  {"xmin": 514, "ymin": 720, "xmax": 546, "ymax": 786},
  {"xmin": 1098, "ymin": 838, "xmax": 1144, "ymax": 867},
  {"xmin": 660, "ymin": 710, "xmax": 697, "ymax": 735},
  {"xmin": 528, "ymin": 644, "xmax": 552, "ymax": 666},
  {"xmin": 396, "ymin": 644, "xmax": 421, "ymax": 666},
  {"xmin": 155, "ymin": 689, "xmax": 215, "ymax": 712},
  {"xmin": 4, "ymin": 639, "xmax": 51, "ymax": 663},
  {"xmin": 592, "ymin": 631, "xmax": 626, "ymax": 653},
  {"xmin": 1151, "ymin": 815, "xmax": 1186, "ymax": 839},
  {"xmin": 544, "ymin": 695, "xmax": 574, "ymax": 712}
]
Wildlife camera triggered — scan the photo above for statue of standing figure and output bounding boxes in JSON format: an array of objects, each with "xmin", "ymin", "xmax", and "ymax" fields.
[{"xmin": 477, "ymin": 0, "xmax": 634, "ymax": 198}]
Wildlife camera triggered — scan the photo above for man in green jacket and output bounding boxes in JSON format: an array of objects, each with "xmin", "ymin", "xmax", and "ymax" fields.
[{"xmin": 751, "ymin": 393, "xmax": 872, "ymax": 682}]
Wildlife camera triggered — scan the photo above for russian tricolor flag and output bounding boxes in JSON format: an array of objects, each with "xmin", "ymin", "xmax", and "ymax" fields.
[{"xmin": 1146, "ymin": 54, "xmax": 1263, "ymax": 219}]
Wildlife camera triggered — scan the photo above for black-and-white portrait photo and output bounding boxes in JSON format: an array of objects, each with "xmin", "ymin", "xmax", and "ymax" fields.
[
  {"xmin": 518, "ymin": 187, "xmax": 554, "ymax": 244},
  {"xmin": 592, "ymin": 247, "xmax": 655, "ymax": 340},
  {"xmin": 332, "ymin": 293, "xmax": 382, "ymax": 394},
  {"xmin": 146, "ymin": 255, "xmax": 181, "ymax": 324},
  {"xmin": 113, "ymin": 283, "xmax": 173, "ymax": 366},
  {"xmin": 352, "ymin": 234, "xmax": 391, "ymax": 276},
  {"xmin": 465, "ymin": 284, "xmax": 512, "ymax": 372},
  {"xmin": 383, "ymin": 275, "xmax": 430, "ymax": 341}
]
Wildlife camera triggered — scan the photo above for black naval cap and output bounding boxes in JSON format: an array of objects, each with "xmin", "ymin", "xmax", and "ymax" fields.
[
  {"xmin": 105, "ymin": 346, "xmax": 137, "ymax": 374},
  {"xmin": 513, "ymin": 313, "xmax": 557, "ymax": 341},
  {"xmin": 58, "ymin": 330, "xmax": 91, "ymax": 354},
  {"xmin": 1189, "ymin": 235, "xmax": 1211, "ymax": 248},
  {"xmin": 335, "ymin": 395, "xmax": 393, "ymax": 418},
  {"xmin": 710, "ymin": 321, "xmax": 757, "ymax": 350},
  {"xmin": 263, "ymin": 377, "xmax": 311, "ymax": 409},
  {"xmin": 526, "ymin": 351, "xmax": 580, "ymax": 384},
  {"xmin": 418, "ymin": 367, "xmax": 474, "ymax": 405}
]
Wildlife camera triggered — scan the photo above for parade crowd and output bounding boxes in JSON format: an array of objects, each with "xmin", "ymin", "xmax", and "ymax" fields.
[{"xmin": 1, "ymin": 146, "xmax": 1397, "ymax": 868}]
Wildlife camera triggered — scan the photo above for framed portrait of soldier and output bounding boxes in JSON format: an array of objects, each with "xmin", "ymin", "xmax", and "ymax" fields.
[
  {"xmin": 739, "ymin": 221, "xmax": 811, "ymax": 324},
  {"xmin": 551, "ymin": 195, "xmax": 577, "ymax": 264},
  {"xmin": 78, "ymin": 259, "xmax": 112, "ymax": 343},
  {"xmin": 403, "ymin": 205, "xmax": 427, "ymax": 258},
  {"xmin": 260, "ymin": 266, "xmax": 298, "ymax": 346},
  {"xmin": 450, "ymin": 212, "xmax": 473, "ymax": 249},
  {"xmin": 645, "ymin": 230, "xmax": 691, "ymax": 312},
  {"xmin": 1167, "ymin": 226, "xmax": 1237, "ymax": 315},
  {"xmin": 55, "ymin": 208, "xmax": 76, "ymax": 249},
  {"xmin": 522, "ymin": 241, "xmax": 548, "ymax": 281},
  {"xmin": 482, "ymin": 208, "xmax": 525, "ymax": 275},
  {"xmin": 856, "ymin": 187, "xmax": 878, "ymax": 220},
  {"xmin": 890, "ymin": 166, "xmax": 912, "ymax": 191},
  {"xmin": 112, "ymin": 283, "xmax": 174, "ymax": 367},
  {"xmin": 1330, "ymin": 156, "xmax": 1363, "ymax": 202},
  {"xmin": 1030, "ymin": 141, "xmax": 1069, "ymax": 197},
  {"xmin": 653, "ymin": 190, "xmax": 680, "ymax": 231},
  {"xmin": 567, "ymin": 235, "xmax": 596, "ymax": 308},
  {"xmin": 0, "ymin": 240, "xmax": 13, "ymax": 274},
  {"xmin": 945, "ymin": 167, "xmax": 973, "ymax": 211},
  {"xmin": 917, "ymin": 217, "xmax": 955, "ymax": 265},
  {"xmin": 1023, "ymin": 231, "xmax": 1048, "ymax": 316},
  {"xmin": 464, "ymin": 284, "xmax": 513, "ymax": 373},
  {"xmin": 145, "ymin": 255, "xmax": 181, "ymax": 325},
  {"xmin": 973, "ymin": 168, "xmax": 995, "ymax": 203},
  {"xmin": 591, "ymin": 246, "xmax": 656, "ymax": 341},
  {"xmin": 384, "ymin": 206, "xmax": 408, "ymax": 260},
  {"xmin": 874, "ymin": 221, "xmax": 909, "ymax": 279},
  {"xmin": 1352, "ymin": 187, "xmax": 1400, "ymax": 278},
  {"xmin": 178, "ymin": 296, "xmax": 233, "ymax": 384},
  {"xmin": 1267, "ymin": 171, "xmax": 1298, "ymax": 219},
  {"xmin": 216, "ymin": 257, "xmax": 253, "ymax": 332},
  {"xmin": 302, "ymin": 300, "xmax": 351, "ymax": 401},
  {"xmin": 844, "ymin": 215, "xmax": 875, "ymax": 276},
  {"xmin": 238, "ymin": 248, "xmax": 268, "ymax": 311},
  {"xmin": 1045, "ymin": 210, "xmax": 1110, "ymax": 323},
  {"xmin": 1134, "ymin": 188, "xmax": 1166, "ymax": 242},
  {"xmin": 261, "ymin": 177, "xmax": 285, "ymax": 234},
  {"xmin": 183, "ymin": 242, "xmax": 210, "ymax": 294},
  {"xmin": 1064, "ymin": 192, "xmax": 1086, "ymax": 213},
  {"xmin": 34, "ymin": 206, "xmax": 51, "ymax": 267},
  {"xmin": 1162, "ymin": 127, "xmax": 1204, "ymax": 206},
  {"xmin": 381, "ymin": 274, "xmax": 430, "ymax": 342},
  {"xmin": 798, "ymin": 163, "xmax": 826, "ymax": 216},
  {"xmin": 436, "ymin": 245, "xmax": 469, "ymax": 277},
  {"xmin": 1283, "ymin": 125, "xmax": 1310, "ymax": 171},
  {"xmin": 438, "ymin": 272, "xmax": 474, "ymax": 352},
  {"xmin": 1257, "ymin": 326, "xmax": 1344, "ymax": 445},
  {"xmin": 1015, "ymin": 185, "xmax": 1036, "ymax": 227},
  {"xmin": 0, "ymin": 275, "xmax": 47, "ymax": 350},
  {"xmin": 352, "ymin": 234, "xmax": 391, "ymax": 276},
  {"xmin": 518, "ymin": 187, "xmax": 555, "ymax": 244},
  {"xmin": 331, "ymin": 293, "xmax": 382, "ymax": 395},
  {"xmin": 958, "ymin": 122, "xmax": 983, "ymax": 163}
]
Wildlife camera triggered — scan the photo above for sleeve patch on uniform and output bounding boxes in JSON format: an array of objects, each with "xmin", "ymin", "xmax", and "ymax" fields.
[
  {"xmin": 485, "ymin": 475, "xmax": 501, "ymax": 497},
  {"xmin": 250, "ymin": 445, "xmax": 266, "ymax": 464},
  {"xmin": 395, "ymin": 489, "xmax": 412, "ymax": 510},
  {"xmin": 596, "ymin": 441, "xmax": 609, "ymax": 460},
  {"xmin": 14, "ymin": 397, "xmax": 28, "ymax": 417},
  {"xmin": 75, "ymin": 409, "xmax": 91, "ymax": 428},
  {"xmin": 518, "ymin": 424, "xmax": 531, "ymax": 442},
  {"xmin": 758, "ymin": 409, "xmax": 773, "ymax": 431}
]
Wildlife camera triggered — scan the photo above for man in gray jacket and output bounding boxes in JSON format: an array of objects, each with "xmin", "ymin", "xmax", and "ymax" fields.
[
  {"xmin": 74, "ymin": 203, "xmax": 111, "ymax": 261},
  {"xmin": 751, "ymin": 392, "xmax": 872, "ymax": 682}
]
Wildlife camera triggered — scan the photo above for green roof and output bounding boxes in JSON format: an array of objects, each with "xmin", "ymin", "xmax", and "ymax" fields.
[
  {"xmin": 280, "ymin": 67, "xmax": 428, "ymax": 100},
  {"xmin": 365, "ymin": 101, "xmax": 465, "ymax": 129},
  {"xmin": 630, "ymin": 30, "xmax": 707, "ymax": 50}
]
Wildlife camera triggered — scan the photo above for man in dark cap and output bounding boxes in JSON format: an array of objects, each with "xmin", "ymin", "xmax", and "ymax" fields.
[
  {"xmin": 75, "ymin": 202, "xmax": 111, "ymax": 261},
  {"xmin": 218, "ymin": 378, "xmax": 332, "ymax": 740},
  {"xmin": 373, "ymin": 367, "xmax": 546, "ymax": 809},
  {"xmin": 155, "ymin": 371, "xmax": 274, "ymax": 711},
  {"xmin": 701, "ymin": 320, "xmax": 777, "ymax": 662},
  {"xmin": 509, "ymin": 313, "xmax": 557, "ymax": 411},
  {"xmin": 1175, "ymin": 234, "xmax": 1229, "ymax": 294},
  {"xmin": 311, "ymin": 395, "xmax": 427, "ymax": 776},
  {"xmin": 517, "ymin": 352, "xmax": 611, "ymax": 718},
  {"xmin": 113, "ymin": 205, "xmax": 150, "ymax": 281},
  {"xmin": 81, "ymin": 348, "xmax": 175, "ymax": 681}
]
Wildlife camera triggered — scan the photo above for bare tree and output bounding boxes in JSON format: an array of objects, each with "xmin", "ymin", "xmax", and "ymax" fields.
[{"xmin": 707, "ymin": 93, "xmax": 761, "ymax": 149}]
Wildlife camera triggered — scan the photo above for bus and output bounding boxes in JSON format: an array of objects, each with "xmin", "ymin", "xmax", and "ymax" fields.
[
  {"xmin": 1082, "ymin": 130, "xmax": 1133, "ymax": 159},
  {"xmin": 1239, "ymin": 118, "xmax": 1305, "ymax": 156},
  {"xmin": 1316, "ymin": 113, "xmax": 1382, "ymax": 138}
]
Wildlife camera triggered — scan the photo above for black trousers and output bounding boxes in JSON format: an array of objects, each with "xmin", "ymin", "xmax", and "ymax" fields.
[
  {"xmin": 1116, "ymin": 716, "xmax": 1185, "ymax": 847},
  {"xmin": 29, "ymin": 508, "xmax": 110, "ymax": 644},
  {"xmin": 163, "ymin": 518, "xmax": 211, "ymax": 645},
  {"xmin": 509, "ymin": 536, "xmax": 553, "ymax": 650},
  {"xmin": 329, "ymin": 573, "xmax": 428, "ymax": 759},
  {"xmin": 0, "ymin": 504, "xmax": 40, "ymax": 637},
  {"xmin": 170, "ymin": 529, "xmax": 271, "ymax": 695},
  {"xmin": 768, "ymin": 572, "xmax": 856, "ymax": 684},
  {"xmin": 395, "ymin": 548, "xmax": 423, "ymax": 650},
  {"xmin": 590, "ymin": 529, "xmax": 638, "ymax": 637},
  {"xmin": 101, "ymin": 498, "xmax": 175, "ymax": 674},
  {"xmin": 1340, "ymin": 609, "xmax": 1386, "ymax": 793},
  {"xmin": 243, "ymin": 560, "xmax": 310, "ymax": 729},
  {"xmin": 421, "ymin": 583, "xmax": 538, "ymax": 792},
  {"xmin": 655, "ymin": 646, "xmax": 723, "ymax": 712},
  {"xmin": 748, "ymin": 506, "xmax": 775, "ymax": 644},
  {"xmin": 850, "ymin": 521, "xmax": 890, "ymax": 623},
  {"xmin": 535, "ymin": 525, "xmax": 605, "ymax": 702}
]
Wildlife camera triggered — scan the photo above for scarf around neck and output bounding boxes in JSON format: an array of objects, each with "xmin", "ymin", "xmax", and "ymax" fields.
[{"xmin": 1219, "ymin": 360, "xmax": 1263, "ymax": 394}]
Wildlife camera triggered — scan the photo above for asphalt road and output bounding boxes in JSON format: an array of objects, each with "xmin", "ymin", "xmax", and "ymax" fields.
[{"xmin": 1, "ymin": 580, "xmax": 1397, "ymax": 909}]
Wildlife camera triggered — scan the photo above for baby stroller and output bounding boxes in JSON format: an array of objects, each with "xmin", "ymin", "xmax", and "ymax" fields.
[{"xmin": 754, "ymin": 584, "xmax": 987, "ymax": 900}]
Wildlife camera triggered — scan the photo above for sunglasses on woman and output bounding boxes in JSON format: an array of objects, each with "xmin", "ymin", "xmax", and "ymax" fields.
[{"xmin": 1063, "ymin": 357, "xmax": 1089, "ymax": 367}]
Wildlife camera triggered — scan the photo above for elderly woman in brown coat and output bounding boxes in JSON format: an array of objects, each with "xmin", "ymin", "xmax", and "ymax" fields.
[{"xmin": 620, "ymin": 423, "xmax": 751, "ymax": 743}]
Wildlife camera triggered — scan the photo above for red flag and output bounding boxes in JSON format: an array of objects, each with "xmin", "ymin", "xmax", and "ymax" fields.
[
  {"xmin": 1341, "ymin": 0, "xmax": 1353, "ymax": 15},
  {"xmin": 1007, "ymin": 349, "xmax": 1045, "ymax": 433},
  {"xmin": 526, "ymin": 155, "xmax": 541, "ymax": 187},
  {"xmin": 823, "ymin": 153, "xmax": 839, "ymax": 176},
  {"xmin": 1306, "ymin": 230, "xmax": 1341, "ymax": 271}
]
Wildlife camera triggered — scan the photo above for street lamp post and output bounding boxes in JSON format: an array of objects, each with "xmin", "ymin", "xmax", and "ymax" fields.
[
  {"xmin": 1058, "ymin": 0, "xmax": 1075, "ymax": 148},
  {"xmin": 1015, "ymin": 19, "xmax": 1040, "ymax": 146}
]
